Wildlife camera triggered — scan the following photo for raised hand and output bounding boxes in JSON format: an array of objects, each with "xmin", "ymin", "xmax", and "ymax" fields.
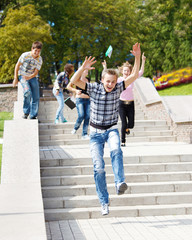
[
  {"xmin": 82, "ymin": 56, "xmax": 97, "ymax": 70},
  {"xmin": 102, "ymin": 60, "xmax": 107, "ymax": 70},
  {"xmin": 130, "ymin": 43, "xmax": 141, "ymax": 57},
  {"xmin": 142, "ymin": 52, "xmax": 146, "ymax": 61}
]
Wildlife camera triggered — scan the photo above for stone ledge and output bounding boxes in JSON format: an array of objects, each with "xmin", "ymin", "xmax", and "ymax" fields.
[
  {"xmin": 134, "ymin": 77, "xmax": 162, "ymax": 105},
  {"xmin": 0, "ymin": 119, "xmax": 47, "ymax": 240}
]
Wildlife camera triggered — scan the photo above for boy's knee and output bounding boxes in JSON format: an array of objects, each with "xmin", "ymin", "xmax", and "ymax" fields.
[
  {"xmin": 110, "ymin": 148, "xmax": 122, "ymax": 158},
  {"xmin": 94, "ymin": 168, "xmax": 105, "ymax": 175},
  {"xmin": 24, "ymin": 91, "xmax": 31, "ymax": 98}
]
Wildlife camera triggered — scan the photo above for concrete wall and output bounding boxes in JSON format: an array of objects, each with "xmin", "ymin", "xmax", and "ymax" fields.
[
  {"xmin": 0, "ymin": 84, "xmax": 17, "ymax": 112},
  {"xmin": 0, "ymin": 84, "xmax": 47, "ymax": 240},
  {"xmin": 134, "ymin": 77, "xmax": 192, "ymax": 143}
]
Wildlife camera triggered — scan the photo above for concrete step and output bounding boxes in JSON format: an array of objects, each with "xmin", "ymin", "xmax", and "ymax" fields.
[
  {"xmin": 40, "ymin": 154, "xmax": 192, "ymax": 167},
  {"xmin": 41, "ymin": 181, "xmax": 192, "ymax": 197},
  {"xmin": 39, "ymin": 130, "xmax": 174, "ymax": 141},
  {"xmin": 41, "ymin": 171, "xmax": 192, "ymax": 186},
  {"xmin": 40, "ymin": 162, "xmax": 192, "ymax": 177},
  {"xmin": 44, "ymin": 203, "xmax": 192, "ymax": 220},
  {"xmin": 39, "ymin": 120, "xmax": 168, "ymax": 130},
  {"xmin": 39, "ymin": 125, "xmax": 170, "ymax": 135},
  {"xmin": 39, "ymin": 135, "xmax": 177, "ymax": 146},
  {"xmin": 39, "ymin": 114, "xmax": 146, "ymax": 123},
  {"xmin": 43, "ymin": 192, "xmax": 192, "ymax": 209}
]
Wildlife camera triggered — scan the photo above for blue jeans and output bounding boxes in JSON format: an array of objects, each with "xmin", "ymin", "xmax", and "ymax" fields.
[
  {"xmin": 19, "ymin": 76, "xmax": 39, "ymax": 118},
  {"xmin": 52, "ymin": 88, "xmax": 65, "ymax": 121},
  {"xmin": 90, "ymin": 128, "xmax": 125, "ymax": 205},
  {"xmin": 74, "ymin": 98, "xmax": 90, "ymax": 136}
]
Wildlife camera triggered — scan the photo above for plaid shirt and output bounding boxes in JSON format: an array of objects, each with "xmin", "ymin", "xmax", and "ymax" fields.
[
  {"xmin": 54, "ymin": 71, "xmax": 69, "ymax": 90},
  {"xmin": 86, "ymin": 81, "xmax": 125, "ymax": 129}
]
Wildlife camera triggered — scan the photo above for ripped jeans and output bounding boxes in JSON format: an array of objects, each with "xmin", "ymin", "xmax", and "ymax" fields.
[
  {"xmin": 19, "ymin": 76, "xmax": 39, "ymax": 118},
  {"xmin": 90, "ymin": 127, "xmax": 125, "ymax": 205}
]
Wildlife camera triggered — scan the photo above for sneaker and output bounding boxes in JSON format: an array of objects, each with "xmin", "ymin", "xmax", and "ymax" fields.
[
  {"xmin": 30, "ymin": 117, "xmax": 41, "ymax": 123},
  {"xmin": 55, "ymin": 119, "xmax": 59, "ymax": 124},
  {"xmin": 62, "ymin": 118, "xmax": 68, "ymax": 123},
  {"xmin": 81, "ymin": 135, "xmax": 89, "ymax": 140},
  {"xmin": 116, "ymin": 182, "xmax": 128, "ymax": 195},
  {"xmin": 121, "ymin": 143, "xmax": 126, "ymax": 147},
  {"xmin": 22, "ymin": 114, "xmax": 29, "ymax": 119},
  {"xmin": 101, "ymin": 204, "xmax": 109, "ymax": 216},
  {"xmin": 71, "ymin": 129, "xmax": 77, "ymax": 134}
]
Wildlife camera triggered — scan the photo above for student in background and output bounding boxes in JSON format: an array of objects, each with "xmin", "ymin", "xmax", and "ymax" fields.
[
  {"xmin": 67, "ymin": 69, "xmax": 90, "ymax": 139},
  {"xmin": 118, "ymin": 53, "xmax": 146, "ymax": 146},
  {"xmin": 52, "ymin": 64, "xmax": 74, "ymax": 124},
  {"xmin": 13, "ymin": 41, "xmax": 43, "ymax": 120}
]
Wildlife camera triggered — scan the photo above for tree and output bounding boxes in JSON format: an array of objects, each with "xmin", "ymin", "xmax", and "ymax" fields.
[
  {"xmin": 137, "ymin": 0, "xmax": 192, "ymax": 77},
  {"xmin": 0, "ymin": 4, "xmax": 54, "ymax": 83}
]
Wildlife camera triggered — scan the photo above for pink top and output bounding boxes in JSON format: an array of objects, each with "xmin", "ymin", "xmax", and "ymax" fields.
[{"xmin": 117, "ymin": 70, "xmax": 143, "ymax": 101}]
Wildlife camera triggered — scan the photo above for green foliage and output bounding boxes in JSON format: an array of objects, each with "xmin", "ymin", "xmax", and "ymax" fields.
[
  {"xmin": 0, "ymin": 0, "xmax": 191, "ymax": 82},
  {"xmin": 138, "ymin": 0, "xmax": 192, "ymax": 77},
  {"xmin": 62, "ymin": 0, "xmax": 138, "ymax": 69},
  {"xmin": 0, "ymin": 4, "xmax": 54, "ymax": 83}
]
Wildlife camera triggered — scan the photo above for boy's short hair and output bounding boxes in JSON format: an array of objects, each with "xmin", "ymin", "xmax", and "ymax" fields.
[
  {"xmin": 102, "ymin": 68, "xmax": 119, "ymax": 80},
  {"xmin": 64, "ymin": 64, "xmax": 74, "ymax": 75},
  {"xmin": 32, "ymin": 41, "xmax": 43, "ymax": 49}
]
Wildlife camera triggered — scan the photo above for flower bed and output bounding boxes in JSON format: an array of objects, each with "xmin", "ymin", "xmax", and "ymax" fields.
[{"xmin": 153, "ymin": 67, "xmax": 192, "ymax": 90}]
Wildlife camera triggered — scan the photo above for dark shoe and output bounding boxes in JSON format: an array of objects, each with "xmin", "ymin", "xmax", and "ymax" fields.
[
  {"xmin": 22, "ymin": 114, "xmax": 29, "ymax": 119},
  {"xmin": 126, "ymin": 129, "xmax": 130, "ymax": 135},
  {"xmin": 116, "ymin": 182, "xmax": 128, "ymax": 195},
  {"xmin": 121, "ymin": 143, "xmax": 126, "ymax": 147},
  {"xmin": 30, "ymin": 117, "xmax": 41, "ymax": 123}
]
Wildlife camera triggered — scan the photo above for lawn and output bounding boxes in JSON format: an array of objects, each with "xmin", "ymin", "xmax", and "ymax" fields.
[
  {"xmin": 0, "ymin": 112, "xmax": 13, "ymax": 138},
  {"xmin": 0, "ymin": 112, "xmax": 13, "ymax": 176},
  {"xmin": 157, "ymin": 82, "xmax": 192, "ymax": 96},
  {"xmin": 0, "ymin": 144, "xmax": 2, "ymax": 177}
]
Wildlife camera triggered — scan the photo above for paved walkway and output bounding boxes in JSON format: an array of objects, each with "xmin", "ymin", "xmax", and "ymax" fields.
[
  {"xmin": 41, "ymin": 141, "xmax": 192, "ymax": 239},
  {"xmin": 46, "ymin": 215, "xmax": 192, "ymax": 240}
]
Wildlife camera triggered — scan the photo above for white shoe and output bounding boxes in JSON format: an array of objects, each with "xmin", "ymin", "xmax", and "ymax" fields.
[
  {"xmin": 55, "ymin": 119, "xmax": 59, "ymax": 124},
  {"xmin": 71, "ymin": 129, "xmax": 76, "ymax": 134},
  {"xmin": 101, "ymin": 204, "xmax": 109, "ymax": 216},
  {"xmin": 81, "ymin": 135, "xmax": 89, "ymax": 140}
]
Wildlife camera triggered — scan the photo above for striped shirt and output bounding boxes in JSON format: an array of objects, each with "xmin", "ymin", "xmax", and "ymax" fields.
[
  {"xmin": 85, "ymin": 81, "xmax": 125, "ymax": 129},
  {"xmin": 18, "ymin": 51, "xmax": 42, "ymax": 76}
]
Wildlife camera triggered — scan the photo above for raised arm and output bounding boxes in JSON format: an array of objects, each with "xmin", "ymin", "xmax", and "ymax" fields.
[
  {"xmin": 70, "ymin": 56, "xmax": 96, "ymax": 89},
  {"xmin": 124, "ymin": 43, "xmax": 141, "ymax": 88},
  {"xmin": 102, "ymin": 60, "xmax": 107, "ymax": 71},
  {"xmin": 66, "ymin": 81, "xmax": 82, "ymax": 96},
  {"xmin": 139, "ymin": 53, "xmax": 146, "ymax": 77}
]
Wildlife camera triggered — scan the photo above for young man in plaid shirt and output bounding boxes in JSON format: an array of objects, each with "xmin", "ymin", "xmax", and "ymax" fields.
[{"xmin": 70, "ymin": 43, "xmax": 141, "ymax": 215}]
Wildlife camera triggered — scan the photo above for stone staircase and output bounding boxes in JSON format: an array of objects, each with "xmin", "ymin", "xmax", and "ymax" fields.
[
  {"xmin": 39, "ymin": 99, "xmax": 192, "ymax": 221},
  {"xmin": 39, "ymin": 101, "xmax": 176, "ymax": 146}
]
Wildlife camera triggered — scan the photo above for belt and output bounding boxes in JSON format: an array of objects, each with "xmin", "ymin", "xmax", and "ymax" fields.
[
  {"xmin": 90, "ymin": 125, "xmax": 118, "ymax": 133},
  {"xmin": 121, "ymin": 100, "xmax": 134, "ymax": 105}
]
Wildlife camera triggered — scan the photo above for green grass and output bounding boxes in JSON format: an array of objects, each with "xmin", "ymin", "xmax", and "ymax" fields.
[
  {"xmin": 0, "ymin": 144, "xmax": 2, "ymax": 177},
  {"xmin": 158, "ymin": 82, "xmax": 192, "ymax": 96},
  {"xmin": 0, "ymin": 112, "xmax": 13, "ymax": 176},
  {"xmin": 0, "ymin": 112, "xmax": 13, "ymax": 138}
]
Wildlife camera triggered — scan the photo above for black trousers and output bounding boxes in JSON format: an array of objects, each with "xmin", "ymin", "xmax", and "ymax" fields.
[{"xmin": 119, "ymin": 100, "xmax": 135, "ymax": 143}]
